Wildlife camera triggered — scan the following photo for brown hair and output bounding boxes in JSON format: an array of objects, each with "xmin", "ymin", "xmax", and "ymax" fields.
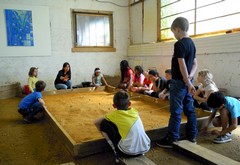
[
  {"xmin": 113, "ymin": 90, "xmax": 130, "ymax": 110},
  {"xmin": 35, "ymin": 80, "xmax": 46, "ymax": 92},
  {"xmin": 28, "ymin": 67, "xmax": 38, "ymax": 77}
]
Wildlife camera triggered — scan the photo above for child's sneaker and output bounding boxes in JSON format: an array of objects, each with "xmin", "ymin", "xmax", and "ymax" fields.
[
  {"xmin": 23, "ymin": 116, "xmax": 32, "ymax": 123},
  {"xmin": 213, "ymin": 134, "xmax": 232, "ymax": 144},
  {"xmin": 156, "ymin": 136, "xmax": 176, "ymax": 148},
  {"xmin": 187, "ymin": 137, "xmax": 197, "ymax": 144}
]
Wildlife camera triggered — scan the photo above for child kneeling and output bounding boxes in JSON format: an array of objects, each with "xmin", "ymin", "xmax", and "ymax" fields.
[
  {"xmin": 202, "ymin": 92, "xmax": 240, "ymax": 144},
  {"xmin": 94, "ymin": 90, "xmax": 150, "ymax": 161},
  {"xmin": 18, "ymin": 80, "xmax": 46, "ymax": 123}
]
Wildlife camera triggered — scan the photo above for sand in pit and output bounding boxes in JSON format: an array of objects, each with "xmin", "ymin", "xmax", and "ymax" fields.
[{"xmin": 44, "ymin": 91, "xmax": 187, "ymax": 143}]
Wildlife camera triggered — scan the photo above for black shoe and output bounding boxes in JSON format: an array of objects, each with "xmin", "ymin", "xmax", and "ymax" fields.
[
  {"xmin": 156, "ymin": 136, "xmax": 176, "ymax": 148},
  {"xmin": 23, "ymin": 116, "xmax": 33, "ymax": 123}
]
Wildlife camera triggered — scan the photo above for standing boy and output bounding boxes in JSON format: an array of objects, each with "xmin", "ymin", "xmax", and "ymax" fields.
[
  {"xmin": 203, "ymin": 92, "xmax": 240, "ymax": 143},
  {"xmin": 157, "ymin": 17, "xmax": 198, "ymax": 148},
  {"xmin": 94, "ymin": 90, "xmax": 150, "ymax": 161},
  {"xmin": 18, "ymin": 80, "xmax": 46, "ymax": 123}
]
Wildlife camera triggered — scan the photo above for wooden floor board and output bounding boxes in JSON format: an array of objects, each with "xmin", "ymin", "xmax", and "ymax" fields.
[
  {"xmin": 120, "ymin": 155, "xmax": 157, "ymax": 165},
  {"xmin": 173, "ymin": 140, "xmax": 240, "ymax": 165}
]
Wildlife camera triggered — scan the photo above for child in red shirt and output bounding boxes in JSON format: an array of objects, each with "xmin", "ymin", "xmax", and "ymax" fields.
[{"xmin": 118, "ymin": 60, "xmax": 135, "ymax": 90}]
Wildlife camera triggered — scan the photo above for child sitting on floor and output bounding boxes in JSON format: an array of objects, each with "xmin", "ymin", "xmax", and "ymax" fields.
[
  {"xmin": 202, "ymin": 92, "xmax": 240, "ymax": 144},
  {"xmin": 18, "ymin": 80, "xmax": 46, "ymax": 123},
  {"xmin": 159, "ymin": 69, "xmax": 172, "ymax": 100},
  {"xmin": 148, "ymin": 70, "xmax": 167, "ymax": 98},
  {"xmin": 118, "ymin": 60, "xmax": 135, "ymax": 90},
  {"xmin": 130, "ymin": 65, "xmax": 145, "ymax": 93},
  {"xmin": 193, "ymin": 69, "xmax": 218, "ymax": 111},
  {"xmin": 92, "ymin": 68, "xmax": 109, "ymax": 88},
  {"xmin": 28, "ymin": 67, "xmax": 38, "ymax": 93},
  {"xmin": 94, "ymin": 90, "xmax": 150, "ymax": 162},
  {"xmin": 142, "ymin": 70, "xmax": 154, "ymax": 95},
  {"xmin": 131, "ymin": 69, "xmax": 154, "ymax": 95}
]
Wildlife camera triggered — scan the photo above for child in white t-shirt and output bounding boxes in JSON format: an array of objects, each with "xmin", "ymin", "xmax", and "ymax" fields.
[
  {"xmin": 193, "ymin": 69, "xmax": 218, "ymax": 111},
  {"xmin": 92, "ymin": 68, "xmax": 109, "ymax": 87}
]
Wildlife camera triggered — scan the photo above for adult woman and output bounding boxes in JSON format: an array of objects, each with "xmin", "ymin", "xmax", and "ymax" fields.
[{"xmin": 54, "ymin": 62, "xmax": 72, "ymax": 90}]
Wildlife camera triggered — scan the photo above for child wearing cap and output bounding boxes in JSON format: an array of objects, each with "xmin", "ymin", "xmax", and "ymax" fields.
[{"xmin": 92, "ymin": 67, "xmax": 109, "ymax": 87}]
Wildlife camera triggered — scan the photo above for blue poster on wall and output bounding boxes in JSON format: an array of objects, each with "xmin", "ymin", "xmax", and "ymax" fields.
[{"xmin": 5, "ymin": 9, "xmax": 34, "ymax": 46}]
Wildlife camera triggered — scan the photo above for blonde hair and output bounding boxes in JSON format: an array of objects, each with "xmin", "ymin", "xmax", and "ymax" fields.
[{"xmin": 198, "ymin": 69, "xmax": 217, "ymax": 87}]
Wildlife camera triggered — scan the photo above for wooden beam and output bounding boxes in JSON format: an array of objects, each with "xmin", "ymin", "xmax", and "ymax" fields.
[
  {"xmin": 157, "ymin": 0, "xmax": 160, "ymax": 42},
  {"xmin": 120, "ymin": 155, "xmax": 157, "ymax": 165},
  {"xmin": 71, "ymin": 47, "xmax": 116, "ymax": 52},
  {"xmin": 44, "ymin": 88, "xmax": 210, "ymax": 158},
  {"xmin": 173, "ymin": 140, "xmax": 240, "ymax": 165},
  {"xmin": 60, "ymin": 162, "xmax": 75, "ymax": 165},
  {"xmin": 0, "ymin": 83, "xmax": 21, "ymax": 99}
]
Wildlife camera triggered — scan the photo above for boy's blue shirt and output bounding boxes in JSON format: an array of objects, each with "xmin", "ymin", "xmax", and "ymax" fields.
[
  {"xmin": 224, "ymin": 96, "xmax": 240, "ymax": 118},
  {"xmin": 171, "ymin": 37, "xmax": 196, "ymax": 80},
  {"xmin": 18, "ymin": 91, "xmax": 42, "ymax": 109}
]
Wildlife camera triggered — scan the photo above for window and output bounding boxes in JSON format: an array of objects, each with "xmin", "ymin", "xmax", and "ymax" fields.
[
  {"xmin": 72, "ymin": 10, "xmax": 115, "ymax": 52},
  {"xmin": 159, "ymin": 0, "xmax": 240, "ymax": 41},
  {"xmin": 130, "ymin": 0, "xmax": 143, "ymax": 6}
]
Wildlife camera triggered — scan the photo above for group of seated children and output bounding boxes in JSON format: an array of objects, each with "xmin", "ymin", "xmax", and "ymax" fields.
[
  {"xmin": 27, "ymin": 62, "xmax": 109, "ymax": 92},
  {"xmin": 118, "ymin": 60, "xmax": 172, "ymax": 100}
]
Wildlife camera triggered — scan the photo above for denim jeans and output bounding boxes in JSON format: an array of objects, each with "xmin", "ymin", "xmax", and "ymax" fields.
[
  {"xmin": 167, "ymin": 79, "xmax": 197, "ymax": 141},
  {"xmin": 18, "ymin": 102, "xmax": 44, "ymax": 118},
  {"xmin": 55, "ymin": 80, "xmax": 72, "ymax": 90}
]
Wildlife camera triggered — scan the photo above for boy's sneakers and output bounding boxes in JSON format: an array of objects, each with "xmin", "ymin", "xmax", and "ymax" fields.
[
  {"xmin": 213, "ymin": 133, "xmax": 232, "ymax": 144},
  {"xmin": 156, "ymin": 136, "xmax": 176, "ymax": 148},
  {"xmin": 23, "ymin": 115, "xmax": 36, "ymax": 124},
  {"xmin": 23, "ymin": 116, "xmax": 33, "ymax": 123},
  {"xmin": 187, "ymin": 137, "xmax": 197, "ymax": 144}
]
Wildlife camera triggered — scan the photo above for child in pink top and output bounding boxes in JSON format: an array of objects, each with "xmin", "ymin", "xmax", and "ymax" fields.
[
  {"xmin": 130, "ymin": 66, "xmax": 145, "ymax": 92},
  {"xmin": 118, "ymin": 60, "xmax": 135, "ymax": 90}
]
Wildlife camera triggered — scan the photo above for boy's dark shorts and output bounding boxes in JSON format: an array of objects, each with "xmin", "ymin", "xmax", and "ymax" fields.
[
  {"xmin": 18, "ymin": 108, "xmax": 28, "ymax": 116},
  {"xmin": 100, "ymin": 119, "xmax": 121, "ymax": 145},
  {"xmin": 216, "ymin": 115, "xmax": 240, "ymax": 125},
  {"xmin": 100, "ymin": 119, "xmax": 141, "ymax": 158}
]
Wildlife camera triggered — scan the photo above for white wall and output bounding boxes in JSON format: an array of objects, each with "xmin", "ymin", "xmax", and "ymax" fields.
[
  {"xmin": 0, "ymin": 0, "xmax": 129, "ymax": 90},
  {"xmin": 128, "ymin": 1, "xmax": 240, "ymax": 96}
]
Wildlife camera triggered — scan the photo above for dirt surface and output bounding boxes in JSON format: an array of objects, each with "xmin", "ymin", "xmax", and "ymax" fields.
[
  {"xmin": 0, "ymin": 97, "xmax": 240, "ymax": 165},
  {"xmin": 43, "ymin": 91, "xmax": 188, "ymax": 143}
]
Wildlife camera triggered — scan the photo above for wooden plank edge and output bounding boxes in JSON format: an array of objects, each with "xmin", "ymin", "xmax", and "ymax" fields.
[
  {"xmin": 44, "ymin": 109, "xmax": 77, "ymax": 156},
  {"xmin": 120, "ymin": 155, "xmax": 157, "ymax": 165},
  {"xmin": 173, "ymin": 140, "xmax": 240, "ymax": 165}
]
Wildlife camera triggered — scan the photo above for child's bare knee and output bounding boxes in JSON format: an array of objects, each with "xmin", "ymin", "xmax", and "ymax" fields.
[{"xmin": 213, "ymin": 118, "xmax": 221, "ymax": 127}]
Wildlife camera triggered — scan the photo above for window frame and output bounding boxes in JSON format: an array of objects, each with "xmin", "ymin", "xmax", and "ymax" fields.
[
  {"xmin": 130, "ymin": 0, "xmax": 143, "ymax": 6},
  {"xmin": 158, "ymin": 0, "xmax": 240, "ymax": 42},
  {"xmin": 71, "ymin": 9, "xmax": 116, "ymax": 52}
]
